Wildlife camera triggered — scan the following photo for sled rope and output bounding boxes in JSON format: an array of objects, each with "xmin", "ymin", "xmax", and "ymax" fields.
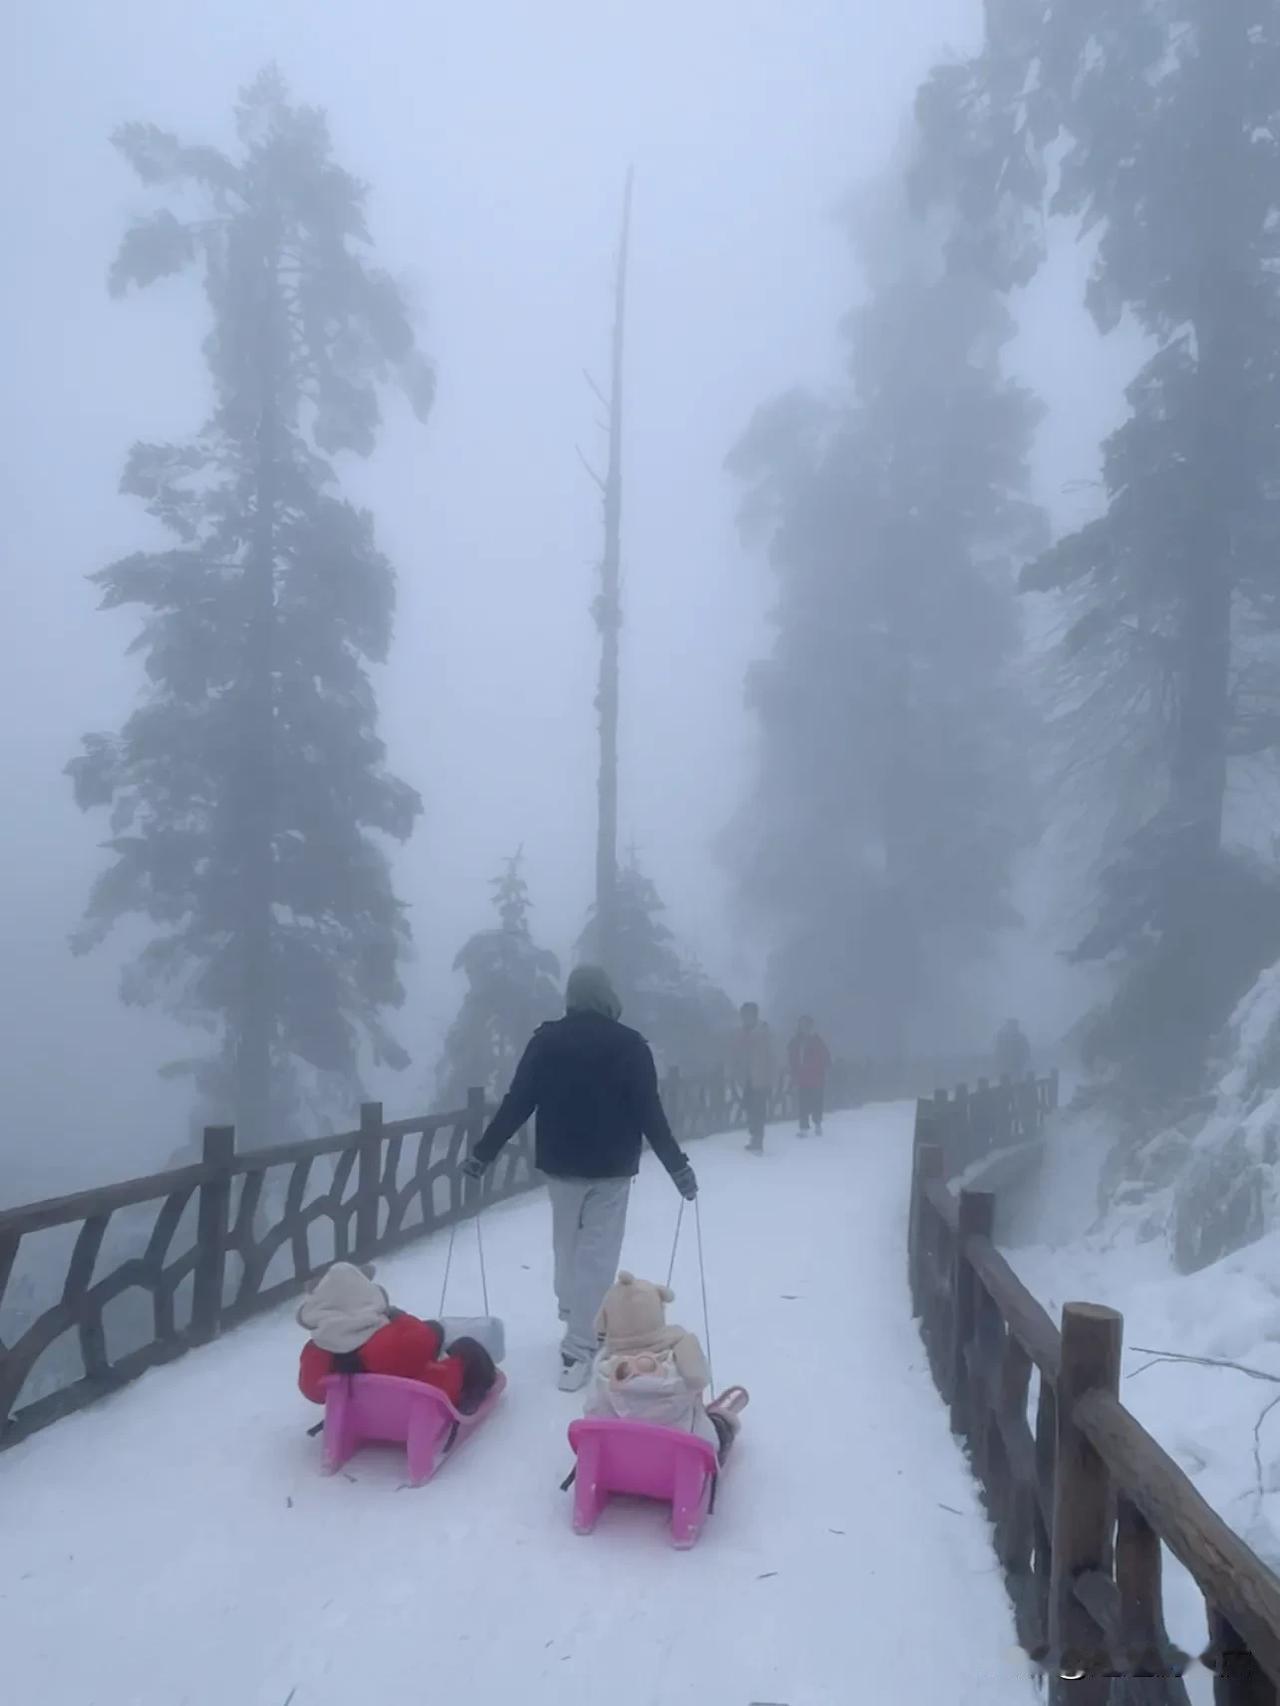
[
  {"xmin": 475, "ymin": 1209, "xmax": 490, "ymax": 1317},
  {"xmin": 439, "ymin": 1203, "xmax": 490, "ymax": 1318},
  {"xmin": 665, "ymin": 1199, "xmax": 685, "ymax": 1289},
  {"xmin": 438, "ymin": 1219, "xmax": 456, "ymax": 1318},
  {"xmin": 667, "ymin": 1197, "xmax": 714, "ymax": 1390},
  {"xmin": 694, "ymin": 1195, "xmax": 715, "ymax": 1394}
]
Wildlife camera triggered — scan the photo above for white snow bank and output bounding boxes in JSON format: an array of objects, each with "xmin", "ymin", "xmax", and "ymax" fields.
[
  {"xmin": 0, "ymin": 1108, "xmax": 1035, "ymax": 1706},
  {"xmin": 1163, "ymin": 962, "xmax": 1280, "ymax": 1271},
  {"xmin": 993, "ymin": 1101, "xmax": 1113, "ymax": 1249}
]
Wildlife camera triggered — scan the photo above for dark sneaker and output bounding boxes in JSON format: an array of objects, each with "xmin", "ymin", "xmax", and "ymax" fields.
[{"xmin": 448, "ymin": 1336, "xmax": 498, "ymax": 1413}]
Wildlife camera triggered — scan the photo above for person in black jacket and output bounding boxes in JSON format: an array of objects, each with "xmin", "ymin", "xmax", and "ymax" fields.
[{"xmin": 462, "ymin": 964, "xmax": 697, "ymax": 1392}]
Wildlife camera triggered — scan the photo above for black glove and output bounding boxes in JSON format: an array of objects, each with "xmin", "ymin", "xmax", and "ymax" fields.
[
  {"xmin": 671, "ymin": 1164, "xmax": 698, "ymax": 1201},
  {"xmin": 460, "ymin": 1155, "xmax": 486, "ymax": 1181}
]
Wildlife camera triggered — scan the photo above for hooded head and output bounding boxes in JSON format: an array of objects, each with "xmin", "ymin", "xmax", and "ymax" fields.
[
  {"xmin": 296, "ymin": 1261, "xmax": 391, "ymax": 1354},
  {"xmin": 595, "ymin": 1270, "xmax": 681, "ymax": 1354},
  {"xmin": 566, "ymin": 964, "xmax": 622, "ymax": 1021}
]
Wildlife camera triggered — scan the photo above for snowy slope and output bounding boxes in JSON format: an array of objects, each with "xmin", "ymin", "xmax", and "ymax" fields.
[{"xmin": 1, "ymin": 1107, "xmax": 1036, "ymax": 1706}]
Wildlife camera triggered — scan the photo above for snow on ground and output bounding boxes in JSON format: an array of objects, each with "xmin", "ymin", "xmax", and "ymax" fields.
[
  {"xmin": 1014, "ymin": 1221, "xmax": 1280, "ymax": 1705},
  {"xmin": 1, "ymin": 1106, "xmax": 1036, "ymax": 1706}
]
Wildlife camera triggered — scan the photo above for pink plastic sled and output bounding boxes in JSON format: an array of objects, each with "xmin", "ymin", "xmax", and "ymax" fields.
[
  {"xmin": 566, "ymin": 1418, "xmax": 721, "ymax": 1549},
  {"xmin": 321, "ymin": 1371, "xmax": 507, "ymax": 1486}
]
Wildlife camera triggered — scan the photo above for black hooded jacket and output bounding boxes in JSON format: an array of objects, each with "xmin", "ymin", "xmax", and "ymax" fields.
[{"xmin": 472, "ymin": 1010, "xmax": 689, "ymax": 1181}]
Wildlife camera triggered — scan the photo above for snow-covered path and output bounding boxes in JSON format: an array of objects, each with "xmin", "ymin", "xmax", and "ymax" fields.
[{"xmin": 2, "ymin": 1107, "xmax": 1035, "ymax": 1706}]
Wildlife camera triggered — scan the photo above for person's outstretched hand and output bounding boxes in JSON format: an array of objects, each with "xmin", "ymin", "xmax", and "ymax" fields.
[
  {"xmin": 460, "ymin": 1156, "xmax": 486, "ymax": 1181},
  {"xmin": 672, "ymin": 1164, "xmax": 698, "ymax": 1200}
]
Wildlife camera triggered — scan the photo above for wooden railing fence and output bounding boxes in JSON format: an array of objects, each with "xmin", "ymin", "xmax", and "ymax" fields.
[
  {"xmin": 916, "ymin": 1069, "xmax": 1060, "ymax": 1180},
  {"xmin": 909, "ymin": 1081, "xmax": 1280, "ymax": 1704},
  {"xmin": 0, "ymin": 1063, "xmax": 798, "ymax": 1451},
  {"xmin": 842, "ymin": 1053, "xmax": 1058, "ymax": 1115}
]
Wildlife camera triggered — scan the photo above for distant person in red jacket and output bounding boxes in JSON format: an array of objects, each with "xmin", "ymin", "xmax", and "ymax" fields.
[
  {"xmin": 296, "ymin": 1261, "xmax": 497, "ymax": 1413},
  {"xmin": 788, "ymin": 1014, "xmax": 831, "ymax": 1137}
]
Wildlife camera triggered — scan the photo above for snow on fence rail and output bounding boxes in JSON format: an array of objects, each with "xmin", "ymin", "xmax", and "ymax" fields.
[
  {"xmin": 909, "ymin": 1081, "xmax": 1280, "ymax": 1705},
  {"xmin": 0, "ymin": 1063, "xmax": 798, "ymax": 1451}
]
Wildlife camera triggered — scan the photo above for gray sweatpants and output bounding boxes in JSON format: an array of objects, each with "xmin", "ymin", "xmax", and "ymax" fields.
[{"xmin": 547, "ymin": 1176, "xmax": 632, "ymax": 1365}]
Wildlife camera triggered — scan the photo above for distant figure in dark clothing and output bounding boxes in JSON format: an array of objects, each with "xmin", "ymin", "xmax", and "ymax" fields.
[
  {"xmin": 994, "ymin": 1019, "xmax": 1032, "ymax": 1081},
  {"xmin": 730, "ymin": 1001, "xmax": 775, "ymax": 1155},
  {"xmin": 788, "ymin": 1014, "xmax": 831, "ymax": 1136},
  {"xmin": 461, "ymin": 965, "xmax": 696, "ymax": 1393}
]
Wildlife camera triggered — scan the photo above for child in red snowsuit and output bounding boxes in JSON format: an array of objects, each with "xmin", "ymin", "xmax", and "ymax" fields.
[{"xmin": 296, "ymin": 1262, "xmax": 496, "ymax": 1413}]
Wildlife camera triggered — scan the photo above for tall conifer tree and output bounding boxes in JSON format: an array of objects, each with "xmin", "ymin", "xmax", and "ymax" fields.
[{"xmin": 69, "ymin": 70, "xmax": 432, "ymax": 1142}]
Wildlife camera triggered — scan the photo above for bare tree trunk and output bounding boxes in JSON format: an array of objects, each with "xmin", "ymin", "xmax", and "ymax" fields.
[
  {"xmin": 1173, "ymin": 3, "xmax": 1246, "ymax": 847},
  {"xmin": 1157, "ymin": 4, "xmax": 1249, "ymax": 1086},
  {"xmin": 590, "ymin": 169, "xmax": 633, "ymax": 977},
  {"xmin": 235, "ymin": 225, "xmax": 281, "ymax": 1150}
]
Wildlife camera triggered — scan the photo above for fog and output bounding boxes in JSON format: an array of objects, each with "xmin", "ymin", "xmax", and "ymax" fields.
[{"xmin": 2, "ymin": 0, "xmax": 1134, "ymax": 1200}]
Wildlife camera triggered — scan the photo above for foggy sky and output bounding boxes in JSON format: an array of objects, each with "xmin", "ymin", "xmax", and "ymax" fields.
[{"xmin": 0, "ymin": 1, "xmax": 1126, "ymax": 1197}]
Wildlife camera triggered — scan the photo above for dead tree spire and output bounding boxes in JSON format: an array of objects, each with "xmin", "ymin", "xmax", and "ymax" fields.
[{"xmin": 588, "ymin": 166, "xmax": 633, "ymax": 977}]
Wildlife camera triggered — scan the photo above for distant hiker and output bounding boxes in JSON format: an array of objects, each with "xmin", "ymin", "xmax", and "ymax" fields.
[
  {"xmin": 586, "ymin": 1271, "xmax": 749, "ymax": 1463},
  {"xmin": 994, "ymin": 1018, "xmax": 1033, "ymax": 1081},
  {"xmin": 788, "ymin": 1014, "xmax": 831, "ymax": 1136},
  {"xmin": 296, "ymin": 1261, "xmax": 498, "ymax": 1413},
  {"xmin": 461, "ymin": 965, "xmax": 697, "ymax": 1393},
  {"xmin": 730, "ymin": 1001, "xmax": 775, "ymax": 1155}
]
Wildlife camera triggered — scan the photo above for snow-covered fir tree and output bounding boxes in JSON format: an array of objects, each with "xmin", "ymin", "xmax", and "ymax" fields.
[
  {"xmin": 578, "ymin": 852, "xmax": 736, "ymax": 1074},
  {"xmin": 435, "ymin": 853, "xmax": 561, "ymax": 1107},
  {"xmin": 725, "ymin": 121, "xmax": 1041, "ymax": 1062},
  {"xmin": 930, "ymin": 1, "xmax": 1280, "ymax": 1102},
  {"xmin": 917, "ymin": 2, "xmax": 1280, "ymax": 1263},
  {"xmin": 1023, "ymin": 1, "xmax": 1280, "ymax": 1099},
  {"xmin": 67, "ymin": 70, "xmax": 432, "ymax": 1145}
]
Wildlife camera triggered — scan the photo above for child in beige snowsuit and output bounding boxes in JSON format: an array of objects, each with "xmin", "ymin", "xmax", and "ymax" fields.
[{"xmin": 585, "ymin": 1271, "xmax": 748, "ymax": 1461}]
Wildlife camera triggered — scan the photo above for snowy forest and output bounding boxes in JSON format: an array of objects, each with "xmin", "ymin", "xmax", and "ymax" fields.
[{"xmin": 3, "ymin": 0, "xmax": 1280, "ymax": 1286}]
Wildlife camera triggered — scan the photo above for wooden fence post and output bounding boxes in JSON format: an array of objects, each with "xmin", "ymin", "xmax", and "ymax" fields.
[
  {"xmin": 951, "ymin": 1189, "xmax": 995, "ymax": 1437},
  {"xmin": 355, "ymin": 1101, "xmax": 384, "ymax": 1260},
  {"xmin": 664, "ymin": 1065, "xmax": 682, "ymax": 1140},
  {"xmin": 465, "ymin": 1086, "xmax": 486, "ymax": 1148},
  {"xmin": 930, "ymin": 1088, "xmax": 950, "ymax": 1177},
  {"xmin": 955, "ymin": 1083, "xmax": 972, "ymax": 1173},
  {"xmin": 909, "ymin": 1142, "xmax": 944, "ymax": 1321},
  {"xmin": 908, "ymin": 1105, "xmax": 932, "ymax": 1290},
  {"xmin": 192, "ymin": 1125, "xmax": 234, "ymax": 1342},
  {"xmin": 976, "ymin": 1079, "xmax": 994, "ymax": 1161},
  {"xmin": 1205, "ymin": 1608, "xmax": 1273, "ymax": 1706},
  {"xmin": 1048, "ymin": 1302, "xmax": 1123, "ymax": 1705}
]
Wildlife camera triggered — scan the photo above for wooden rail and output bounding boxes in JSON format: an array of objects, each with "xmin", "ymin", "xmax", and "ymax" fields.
[
  {"xmin": 909, "ymin": 1082, "xmax": 1280, "ymax": 1703},
  {"xmin": 915, "ymin": 1069, "xmax": 1059, "ymax": 1180},
  {"xmin": 0, "ymin": 1062, "xmax": 797, "ymax": 1450}
]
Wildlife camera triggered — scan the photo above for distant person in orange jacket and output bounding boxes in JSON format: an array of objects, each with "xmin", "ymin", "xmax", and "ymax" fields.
[
  {"xmin": 296, "ymin": 1261, "xmax": 497, "ymax": 1413},
  {"xmin": 788, "ymin": 1014, "xmax": 831, "ymax": 1136}
]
